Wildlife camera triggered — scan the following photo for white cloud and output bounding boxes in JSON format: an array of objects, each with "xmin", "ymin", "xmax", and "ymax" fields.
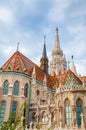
[
  {"xmin": 48, "ymin": 0, "xmax": 71, "ymax": 22},
  {"xmin": 70, "ymin": 9, "xmax": 86, "ymax": 18},
  {"xmin": 64, "ymin": 24, "xmax": 86, "ymax": 75},
  {"xmin": 0, "ymin": 7, "xmax": 14, "ymax": 24},
  {"xmin": 76, "ymin": 63, "xmax": 86, "ymax": 76}
]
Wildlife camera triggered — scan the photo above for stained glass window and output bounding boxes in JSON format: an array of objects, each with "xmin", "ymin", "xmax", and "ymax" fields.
[
  {"xmin": 3, "ymin": 80, "xmax": 9, "ymax": 95},
  {"xmin": 66, "ymin": 104, "xmax": 72, "ymax": 125},
  {"xmin": 12, "ymin": 102, "xmax": 17, "ymax": 113},
  {"xmin": 24, "ymin": 84, "xmax": 28, "ymax": 97},
  {"xmin": 11, "ymin": 102, "xmax": 17, "ymax": 123},
  {"xmin": 0, "ymin": 102, "xmax": 6, "ymax": 125},
  {"xmin": 76, "ymin": 104, "xmax": 82, "ymax": 126},
  {"xmin": 13, "ymin": 81, "xmax": 19, "ymax": 95}
]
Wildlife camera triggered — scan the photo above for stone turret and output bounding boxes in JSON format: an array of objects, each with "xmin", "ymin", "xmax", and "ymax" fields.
[
  {"xmin": 70, "ymin": 55, "xmax": 77, "ymax": 75},
  {"xmin": 50, "ymin": 28, "xmax": 67, "ymax": 76},
  {"xmin": 40, "ymin": 35, "xmax": 49, "ymax": 74}
]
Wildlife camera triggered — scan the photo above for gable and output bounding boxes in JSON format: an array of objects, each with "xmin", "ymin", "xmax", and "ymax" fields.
[{"xmin": 64, "ymin": 72, "xmax": 82, "ymax": 86}]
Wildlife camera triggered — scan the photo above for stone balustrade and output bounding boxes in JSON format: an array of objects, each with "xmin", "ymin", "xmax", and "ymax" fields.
[{"xmin": 56, "ymin": 84, "xmax": 86, "ymax": 94}]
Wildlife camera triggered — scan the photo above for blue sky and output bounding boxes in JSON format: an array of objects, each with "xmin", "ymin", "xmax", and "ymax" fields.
[{"xmin": 0, "ymin": 0, "xmax": 86, "ymax": 76}]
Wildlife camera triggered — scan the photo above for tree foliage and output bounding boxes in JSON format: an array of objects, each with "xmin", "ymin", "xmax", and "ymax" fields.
[{"xmin": 0, "ymin": 103, "xmax": 26, "ymax": 130}]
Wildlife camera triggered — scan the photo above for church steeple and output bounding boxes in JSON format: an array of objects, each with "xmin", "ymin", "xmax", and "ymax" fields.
[
  {"xmin": 50, "ymin": 28, "xmax": 67, "ymax": 76},
  {"xmin": 40, "ymin": 35, "xmax": 48, "ymax": 74},
  {"xmin": 52, "ymin": 28, "xmax": 63, "ymax": 56},
  {"xmin": 42, "ymin": 35, "xmax": 47, "ymax": 59}
]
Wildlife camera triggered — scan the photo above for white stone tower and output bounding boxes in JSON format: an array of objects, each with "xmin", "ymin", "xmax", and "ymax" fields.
[
  {"xmin": 70, "ymin": 55, "xmax": 77, "ymax": 75},
  {"xmin": 50, "ymin": 28, "xmax": 67, "ymax": 76}
]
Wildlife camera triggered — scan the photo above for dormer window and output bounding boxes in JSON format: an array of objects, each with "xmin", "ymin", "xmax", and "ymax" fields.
[
  {"xmin": 16, "ymin": 67, "xmax": 20, "ymax": 70},
  {"xmin": 8, "ymin": 66, "xmax": 11, "ymax": 70}
]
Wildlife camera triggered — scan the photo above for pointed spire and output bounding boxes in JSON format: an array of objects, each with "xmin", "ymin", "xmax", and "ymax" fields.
[
  {"xmin": 71, "ymin": 55, "xmax": 77, "ymax": 74},
  {"xmin": 42, "ymin": 35, "xmax": 48, "ymax": 59},
  {"xmin": 52, "ymin": 28, "xmax": 63, "ymax": 56},
  {"xmin": 50, "ymin": 27, "xmax": 67, "ymax": 75},
  {"xmin": 40, "ymin": 35, "xmax": 49, "ymax": 74},
  {"xmin": 54, "ymin": 27, "xmax": 61, "ymax": 51}
]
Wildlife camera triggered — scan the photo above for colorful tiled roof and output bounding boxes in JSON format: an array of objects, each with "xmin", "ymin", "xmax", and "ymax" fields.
[
  {"xmin": 56, "ymin": 70, "xmax": 82, "ymax": 86},
  {"xmin": 81, "ymin": 76, "xmax": 86, "ymax": 80},
  {"xmin": 0, "ymin": 51, "xmax": 59, "ymax": 89}
]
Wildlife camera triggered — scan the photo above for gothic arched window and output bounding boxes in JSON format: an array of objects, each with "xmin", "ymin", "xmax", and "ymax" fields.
[
  {"xmin": 11, "ymin": 102, "xmax": 17, "ymax": 123},
  {"xmin": 76, "ymin": 98, "xmax": 82, "ymax": 126},
  {"xmin": 41, "ymin": 111, "xmax": 47, "ymax": 122},
  {"xmin": 24, "ymin": 84, "xmax": 28, "ymax": 97},
  {"xmin": 65, "ymin": 99, "xmax": 72, "ymax": 126},
  {"xmin": 12, "ymin": 102, "xmax": 17, "ymax": 113},
  {"xmin": 31, "ymin": 112, "xmax": 36, "ymax": 122},
  {"xmin": 13, "ymin": 81, "xmax": 19, "ymax": 95},
  {"xmin": 37, "ymin": 90, "xmax": 40, "ymax": 96},
  {"xmin": 3, "ymin": 80, "xmax": 9, "ymax": 95},
  {"xmin": 0, "ymin": 101, "xmax": 6, "ymax": 125}
]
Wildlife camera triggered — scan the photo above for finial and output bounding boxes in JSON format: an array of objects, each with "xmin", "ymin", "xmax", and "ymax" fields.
[
  {"xmin": 17, "ymin": 42, "xmax": 19, "ymax": 52},
  {"xmin": 72, "ymin": 55, "xmax": 73, "ymax": 59},
  {"xmin": 56, "ymin": 27, "xmax": 58, "ymax": 33},
  {"xmin": 44, "ymin": 35, "xmax": 46, "ymax": 44}
]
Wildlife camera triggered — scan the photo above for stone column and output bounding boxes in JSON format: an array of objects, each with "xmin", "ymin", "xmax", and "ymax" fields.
[
  {"xmin": 80, "ymin": 113, "xmax": 85, "ymax": 128},
  {"xmin": 72, "ymin": 105, "xmax": 76, "ymax": 127},
  {"xmin": 59, "ymin": 107, "xmax": 62, "ymax": 128},
  {"xmin": 83, "ymin": 107, "xmax": 86, "ymax": 127}
]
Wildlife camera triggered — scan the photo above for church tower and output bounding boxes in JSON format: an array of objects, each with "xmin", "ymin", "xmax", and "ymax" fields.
[
  {"xmin": 40, "ymin": 35, "xmax": 48, "ymax": 74},
  {"xmin": 50, "ymin": 28, "xmax": 67, "ymax": 76}
]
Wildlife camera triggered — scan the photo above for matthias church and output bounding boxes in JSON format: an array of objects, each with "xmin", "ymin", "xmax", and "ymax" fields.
[{"xmin": 0, "ymin": 28, "xmax": 86, "ymax": 129}]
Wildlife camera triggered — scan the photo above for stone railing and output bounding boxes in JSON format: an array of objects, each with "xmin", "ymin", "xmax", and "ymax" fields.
[{"xmin": 56, "ymin": 84, "xmax": 86, "ymax": 94}]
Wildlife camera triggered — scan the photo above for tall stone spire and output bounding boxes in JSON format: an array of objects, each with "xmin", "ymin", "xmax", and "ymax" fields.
[
  {"xmin": 52, "ymin": 28, "xmax": 63, "ymax": 56},
  {"xmin": 50, "ymin": 28, "xmax": 67, "ymax": 76},
  {"xmin": 40, "ymin": 35, "xmax": 48, "ymax": 74},
  {"xmin": 70, "ymin": 56, "xmax": 77, "ymax": 75}
]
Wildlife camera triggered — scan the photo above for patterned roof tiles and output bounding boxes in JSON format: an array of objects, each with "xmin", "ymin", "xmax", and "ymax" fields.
[{"xmin": 0, "ymin": 51, "xmax": 59, "ymax": 89}]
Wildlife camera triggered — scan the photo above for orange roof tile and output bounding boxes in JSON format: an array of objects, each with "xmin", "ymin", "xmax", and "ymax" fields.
[
  {"xmin": 81, "ymin": 76, "xmax": 86, "ymax": 80},
  {"xmin": 1, "ymin": 51, "xmax": 59, "ymax": 89},
  {"xmin": 56, "ymin": 70, "xmax": 82, "ymax": 86}
]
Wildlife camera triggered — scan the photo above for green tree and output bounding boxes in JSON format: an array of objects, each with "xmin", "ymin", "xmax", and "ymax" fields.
[{"xmin": 0, "ymin": 103, "xmax": 26, "ymax": 130}]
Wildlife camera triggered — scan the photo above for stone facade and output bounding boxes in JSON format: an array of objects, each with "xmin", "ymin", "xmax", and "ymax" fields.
[
  {"xmin": 0, "ymin": 28, "xmax": 86, "ymax": 130},
  {"xmin": 55, "ymin": 84, "xmax": 86, "ymax": 128}
]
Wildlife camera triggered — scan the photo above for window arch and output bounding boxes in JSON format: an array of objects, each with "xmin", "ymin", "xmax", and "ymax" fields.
[
  {"xmin": 24, "ymin": 83, "xmax": 28, "ymax": 97},
  {"xmin": 12, "ymin": 102, "xmax": 17, "ymax": 113},
  {"xmin": 13, "ymin": 81, "xmax": 19, "ymax": 95},
  {"xmin": 0, "ymin": 101, "xmax": 6, "ymax": 125},
  {"xmin": 41, "ymin": 111, "xmax": 47, "ymax": 122},
  {"xmin": 31, "ymin": 112, "xmax": 36, "ymax": 122},
  {"xmin": 76, "ymin": 98, "xmax": 83, "ymax": 126},
  {"xmin": 37, "ymin": 90, "xmax": 40, "ymax": 96},
  {"xmin": 11, "ymin": 102, "xmax": 17, "ymax": 123},
  {"xmin": 3, "ymin": 80, "xmax": 9, "ymax": 95},
  {"xmin": 65, "ymin": 99, "xmax": 72, "ymax": 126}
]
